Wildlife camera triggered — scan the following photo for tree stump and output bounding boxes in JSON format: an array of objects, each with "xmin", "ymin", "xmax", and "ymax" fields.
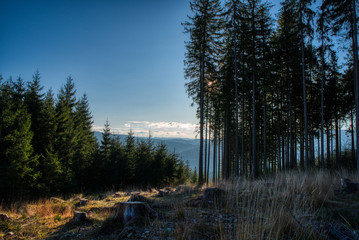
[
  {"xmin": 187, "ymin": 187, "xmax": 225, "ymax": 207},
  {"xmin": 202, "ymin": 187, "xmax": 225, "ymax": 202},
  {"xmin": 340, "ymin": 178, "xmax": 359, "ymax": 193},
  {"xmin": 114, "ymin": 202, "xmax": 157, "ymax": 225},
  {"xmin": 73, "ymin": 211, "xmax": 87, "ymax": 222}
]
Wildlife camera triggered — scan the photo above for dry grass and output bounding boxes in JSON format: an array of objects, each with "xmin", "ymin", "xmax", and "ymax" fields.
[{"xmin": 0, "ymin": 170, "xmax": 358, "ymax": 239}]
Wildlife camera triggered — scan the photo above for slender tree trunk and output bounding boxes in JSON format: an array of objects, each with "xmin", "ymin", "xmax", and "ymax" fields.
[
  {"xmin": 300, "ymin": 132, "xmax": 304, "ymax": 169},
  {"xmin": 352, "ymin": 0, "xmax": 359, "ymax": 173},
  {"xmin": 339, "ymin": 120, "xmax": 341, "ymax": 163},
  {"xmin": 293, "ymin": 112, "xmax": 297, "ymax": 169},
  {"xmin": 204, "ymin": 111, "xmax": 208, "ymax": 183},
  {"xmin": 335, "ymin": 117, "xmax": 339, "ymax": 167},
  {"xmin": 317, "ymin": 135, "xmax": 322, "ymax": 166},
  {"xmin": 320, "ymin": 14, "xmax": 325, "ymax": 169},
  {"xmin": 251, "ymin": 1, "xmax": 256, "ymax": 178},
  {"xmin": 199, "ymin": 53, "xmax": 205, "ymax": 184},
  {"xmin": 327, "ymin": 125, "xmax": 331, "ymax": 168},
  {"xmin": 233, "ymin": 1, "xmax": 239, "ymax": 177},
  {"xmin": 213, "ymin": 133, "xmax": 217, "ymax": 183},
  {"xmin": 207, "ymin": 122, "xmax": 211, "ymax": 186},
  {"xmin": 218, "ymin": 130, "xmax": 221, "ymax": 181},
  {"xmin": 263, "ymin": 94, "xmax": 267, "ymax": 173},
  {"xmin": 300, "ymin": 0, "xmax": 309, "ymax": 172},
  {"xmin": 351, "ymin": 109, "xmax": 355, "ymax": 167}
]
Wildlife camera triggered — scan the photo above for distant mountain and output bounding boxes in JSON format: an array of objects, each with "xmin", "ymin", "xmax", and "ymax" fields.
[
  {"xmin": 94, "ymin": 129, "xmax": 355, "ymax": 172},
  {"xmin": 94, "ymin": 131, "xmax": 200, "ymax": 170}
]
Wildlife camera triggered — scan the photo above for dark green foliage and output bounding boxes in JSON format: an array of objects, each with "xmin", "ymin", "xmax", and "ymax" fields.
[
  {"xmin": 0, "ymin": 72, "xmax": 190, "ymax": 200},
  {"xmin": 95, "ymin": 123, "xmax": 191, "ymax": 189}
]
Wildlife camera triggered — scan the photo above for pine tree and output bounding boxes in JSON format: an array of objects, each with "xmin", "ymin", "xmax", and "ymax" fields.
[
  {"xmin": 55, "ymin": 76, "xmax": 78, "ymax": 191},
  {"xmin": 24, "ymin": 70, "xmax": 45, "ymax": 159},
  {"xmin": 0, "ymin": 78, "xmax": 40, "ymax": 198},
  {"xmin": 73, "ymin": 94, "xmax": 97, "ymax": 188}
]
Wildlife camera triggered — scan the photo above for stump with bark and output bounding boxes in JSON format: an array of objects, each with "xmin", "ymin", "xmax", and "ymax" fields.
[
  {"xmin": 340, "ymin": 178, "xmax": 359, "ymax": 193},
  {"xmin": 114, "ymin": 202, "xmax": 157, "ymax": 225},
  {"xmin": 73, "ymin": 211, "xmax": 87, "ymax": 222}
]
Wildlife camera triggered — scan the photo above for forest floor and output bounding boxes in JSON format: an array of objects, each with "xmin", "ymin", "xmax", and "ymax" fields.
[{"xmin": 1, "ymin": 170, "xmax": 359, "ymax": 240}]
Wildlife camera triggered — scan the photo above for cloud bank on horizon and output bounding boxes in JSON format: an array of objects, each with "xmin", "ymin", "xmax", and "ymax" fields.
[{"xmin": 93, "ymin": 121, "xmax": 198, "ymax": 139}]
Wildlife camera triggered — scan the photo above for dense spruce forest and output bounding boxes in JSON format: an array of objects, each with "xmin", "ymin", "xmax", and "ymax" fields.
[
  {"xmin": 184, "ymin": 0, "xmax": 358, "ymax": 184},
  {"xmin": 0, "ymin": 73, "xmax": 193, "ymax": 200}
]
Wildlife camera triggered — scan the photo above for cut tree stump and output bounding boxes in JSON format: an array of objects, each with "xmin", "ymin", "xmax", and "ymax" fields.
[
  {"xmin": 114, "ymin": 202, "xmax": 157, "ymax": 225},
  {"xmin": 340, "ymin": 178, "xmax": 359, "ymax": 193},
  {"xmin": 73, "ymin": 211, "xmax": 87, "ymax": 222},
  {"xmin": 187, "ymin": 187, "xmax": 225, "ymax": 207}
]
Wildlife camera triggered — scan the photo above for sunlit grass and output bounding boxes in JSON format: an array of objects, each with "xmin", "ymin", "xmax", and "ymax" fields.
[{"xmin": 0, "ymin": 170, "xmax": 358, "ymax": 239}]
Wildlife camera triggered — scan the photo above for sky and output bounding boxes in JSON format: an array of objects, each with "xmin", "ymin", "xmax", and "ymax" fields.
[{"xmin": 0, "ymin": 0, "xmax": 282, "ymax": 139}]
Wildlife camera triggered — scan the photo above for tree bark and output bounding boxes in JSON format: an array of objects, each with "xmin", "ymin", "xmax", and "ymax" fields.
[
  {"xmin": 300, "ymin": 0, "xmax": 309, "ymax": 172},
  {"xmin": 352, "ymin": 0, "xmax": 359, "ymax": 173}
]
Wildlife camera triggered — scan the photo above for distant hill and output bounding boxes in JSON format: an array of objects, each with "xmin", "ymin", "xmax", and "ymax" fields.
[
  {"xmin": 94, "ymin": 131, "xmax": 200, "ymax": 170},
  {"xmin": 94, "ymin": 129, "xmax": 354, "ymax": 172}
]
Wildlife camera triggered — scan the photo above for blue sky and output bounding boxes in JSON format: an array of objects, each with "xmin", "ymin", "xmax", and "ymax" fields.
[{"xmin": 0, "ymin": 0, "xmax": 282, "ymax": 139}]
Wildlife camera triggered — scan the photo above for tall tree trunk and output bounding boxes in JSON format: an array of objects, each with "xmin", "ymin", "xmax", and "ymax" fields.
[
  {"xmin": 218, "ymin": 130, "xmax": 221, "ymax": 181},
  {"xmin": 207, "ymin": 123, "xmax": 211, "ymax": 186},
  {"xmin": 213, "ymin": 133, "xmax": 217, "ymax": 183},
  {"xmin": 251, "ymin": 0, "xmax": 257, "ymax": 178},
  {"xmin": 327, "ymin": 126, "xmax": 331, "ymax": 168},
  {"xmin": 204, "ymin": 111, "xmax": 208, "ymax": 183},
  {"xmin": 199, "ymin": 53, "xmax": 205, "ymax": 184},
  {"xmin": 351, "ymin": 109, "xmax": 355, "ymax": 167},
  {"xmin": 263, "ymin": 94, "xmax": 267, "ymax": 173},
  {"xmin": 335, "ymin": 117, "xmax": 339, "ymax": 167},
  {"xmin": 233, "ymin": 0, "xmax": 239, "ymax": 177},
  {"xmin": 300, "ymin": 0, "xmax": 309, "ymax": 172},
  {"xmin": 293, "ymin": 112, "xmax": 297, "ymax": 169},
  {"xmin": 300, "ymin": 131, "xmax": 304, "ymax": 169},
  {"xmin": 320, "ymin": 14, "xmax": 325, "ymax": 169},
  {"xmin": 352, "ymin": 0, "xmax": 359, "ymax": 173}
]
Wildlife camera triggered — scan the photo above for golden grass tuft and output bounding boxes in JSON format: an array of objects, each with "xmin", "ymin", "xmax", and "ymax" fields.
[{"xmin": 25, "ymin": 199, "xmax": 73, "ymax": 218}]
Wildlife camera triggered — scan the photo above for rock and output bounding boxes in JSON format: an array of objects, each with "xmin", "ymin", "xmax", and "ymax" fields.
[
  {"xmin": 340, "ymin": 178, "xmax": 359, "ymax": 193},
  {"xmin": 74, "ymin": 211, "xmax": 87, "ymax": 222},
  {"xmin": 114, "ymin": 202, "xmax": 158, "ymax": 225},
  {"xmin": 0, "ymin": 213, "xmax": 10, "ymax": 221},
  {"xmin": 128, "ymin": 194, "xmax": 153, "ymax": 203}
]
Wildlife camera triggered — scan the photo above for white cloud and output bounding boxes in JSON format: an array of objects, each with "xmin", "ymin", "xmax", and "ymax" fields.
[{"xmin": 92, "ymin": 121, "xmax": 198, "ymax": 139}]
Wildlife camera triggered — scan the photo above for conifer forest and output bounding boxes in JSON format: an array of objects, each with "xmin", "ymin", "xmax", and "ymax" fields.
[
  {"xmin": 183, "ymin": 0, "xmax": 359, "ymax": 184},
  {"xmin": 0, "ymin": 74, "xmax": 192, "ymax": 200}
]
